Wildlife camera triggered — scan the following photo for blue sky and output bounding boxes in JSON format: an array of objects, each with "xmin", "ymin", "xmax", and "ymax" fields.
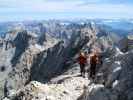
[{"xmin": 0, "ymin": 0, "xmax": 133, "ymax": 21}]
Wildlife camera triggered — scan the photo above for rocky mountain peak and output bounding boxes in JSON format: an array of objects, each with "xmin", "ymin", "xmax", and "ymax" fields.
[{"xmin": 0, "ymin": 20, "xmax": 133, "ymax": 100}]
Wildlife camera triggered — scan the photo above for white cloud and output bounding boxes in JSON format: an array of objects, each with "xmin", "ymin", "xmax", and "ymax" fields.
[
  {"xmin": 76, "ymin": 4, "xmax": 133, "ymax": 13},
  {"xmin": 0, "ymin": 0, "xmax": 133, "ymax": 21},
  {"xmin": 0, "ymin": 0, "xmax": 132, "ymax": 13},
  {"xmin": 0, "ymin": 0, "xmax": 82, "ymax": 12}
]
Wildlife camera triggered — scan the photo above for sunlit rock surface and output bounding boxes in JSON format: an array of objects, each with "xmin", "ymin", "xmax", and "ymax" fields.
[{"xmin": 0, "ymin": 21, "xmax": 133, "ymax": 100}]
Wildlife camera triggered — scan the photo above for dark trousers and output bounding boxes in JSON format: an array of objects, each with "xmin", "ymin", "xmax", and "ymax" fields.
[
  {"xmin": 90, "ymin": 63, "xmax": 96, "ymax": 78},
  {"xmin": 80, "ymin": 63, "xmax": 85, "ymax": 75}
]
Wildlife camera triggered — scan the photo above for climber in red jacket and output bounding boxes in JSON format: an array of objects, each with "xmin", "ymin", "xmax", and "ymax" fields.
[
  {"xmin": 90, "ymin": 52, "xmax": 99, "ymax": 79},
  {"xmin": 77, "ymin": 52, "xmax": 87, "ymax": 77}
]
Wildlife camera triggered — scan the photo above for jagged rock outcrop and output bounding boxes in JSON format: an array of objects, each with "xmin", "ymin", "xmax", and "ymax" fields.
[
  {"xmin": 80, "ymin": 84, "xmax": 117, "ymax": 100},
  {"xmin": 1, "ymin": 23, "xmax": 96, "ymax": 99},
  {"xmin": 118, "ymin": 35, "xmax": 133, "ymax": 52},
  {"xmin": 11, "ymin": 30, "xmax": 32, "ymax": 66},
  {"xmin": 1, "ymin": 20, "xmax": 132, "ymax": 100},
  {"xmin": 5, "ymin": 76, "xmax": 89, "ymax": 100},
  {"xmin": 4, "ymin": 37, "xmax": 58, "ymax": 98},
  {"xmin": 0, "ymin": 29, "xmax": 58, "ymax": 99},
  {"xmin": 4, "ymin": 48, "xmax": 133, "ymax": 100},
  {"xmin": 0, "ymin": 31, "xmax": 36, "ymax": 98},
  {"xmin": 80, "ymin": 49, "xmax": 133, "ymax": 100},
  {"xmin": 3, "ymin": 63, "xmax": 90, "ymax": 100},
  {"xmin": 31, "ymin": 26, "xmax": 96, "ymax": 82},
  {"xmin": 38, "ymin": 23, "xmax": 46, "ymax": 45}
]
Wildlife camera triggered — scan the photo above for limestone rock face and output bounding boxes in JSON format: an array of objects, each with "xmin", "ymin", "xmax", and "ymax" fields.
[
  {"xmin": 7, "ymin": 76, "xmax": 89, "ymax": 100},
  {"xmin": 4, "ymin": 37, "xmax": 58, "ymax": 98},
  {"xmin": 11, "ymin": 30, "xmax": 32, "ymax": 66},
  {"xmin": 80, "ymin": 49, "xmax": 133, "ymax": 100},
  {"xmin": 31, "ymin": 27, "xmax": 96, "ymax": 82},
  {"xmin": 0, "ymin": 23, "xmax": 97, "ymax": 99},
  {"xmin": 118, "ymin": 35, "xmax": 133, "ymax": 52},
  {"xmin": 3, "ymin": 63, "xmax": 90, "ymax": 100},
  {"xmin": 0, "ymin": 30, "xmax": 32, "ymax": 98},
  {"xmin": 82, "ymin": 84, "xmax": 117, "ymax": 100},
  {"xmin": 0, "ymin": 29, "xmax": 59, "ymax": 99},
  {"xmin": 1, "ymin": 21, "xmax": 133, "ymax": 100}
]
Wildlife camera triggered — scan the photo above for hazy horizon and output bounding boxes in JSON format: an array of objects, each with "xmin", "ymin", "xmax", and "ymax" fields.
[{"xmin": 0, "ymin": 0, "xmax": 133, "ymax": 21}]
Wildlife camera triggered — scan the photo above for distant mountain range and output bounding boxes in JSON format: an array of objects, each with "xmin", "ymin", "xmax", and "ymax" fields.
[
  {"xmin": 0, "ymin": 19, "xmax": 133, "ymax": 37},
  {"xmin": 0, "ymin": 19, "xmax": 133, "ymax": 100}
]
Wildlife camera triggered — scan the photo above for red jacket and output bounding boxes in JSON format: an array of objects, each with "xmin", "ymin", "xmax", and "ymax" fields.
[
  {"xmin": 78, "ymin": 55, "xmax": 87, "ymax": 64},
  {"xmin": 90, "ymin": 55, "xmax": 98, "ymax": 65}
]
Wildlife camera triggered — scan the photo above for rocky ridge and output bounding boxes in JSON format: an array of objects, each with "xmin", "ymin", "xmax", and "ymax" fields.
[{"xmin": 0, "ymin": 21, "xmax": 133, "ymax": 100}]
